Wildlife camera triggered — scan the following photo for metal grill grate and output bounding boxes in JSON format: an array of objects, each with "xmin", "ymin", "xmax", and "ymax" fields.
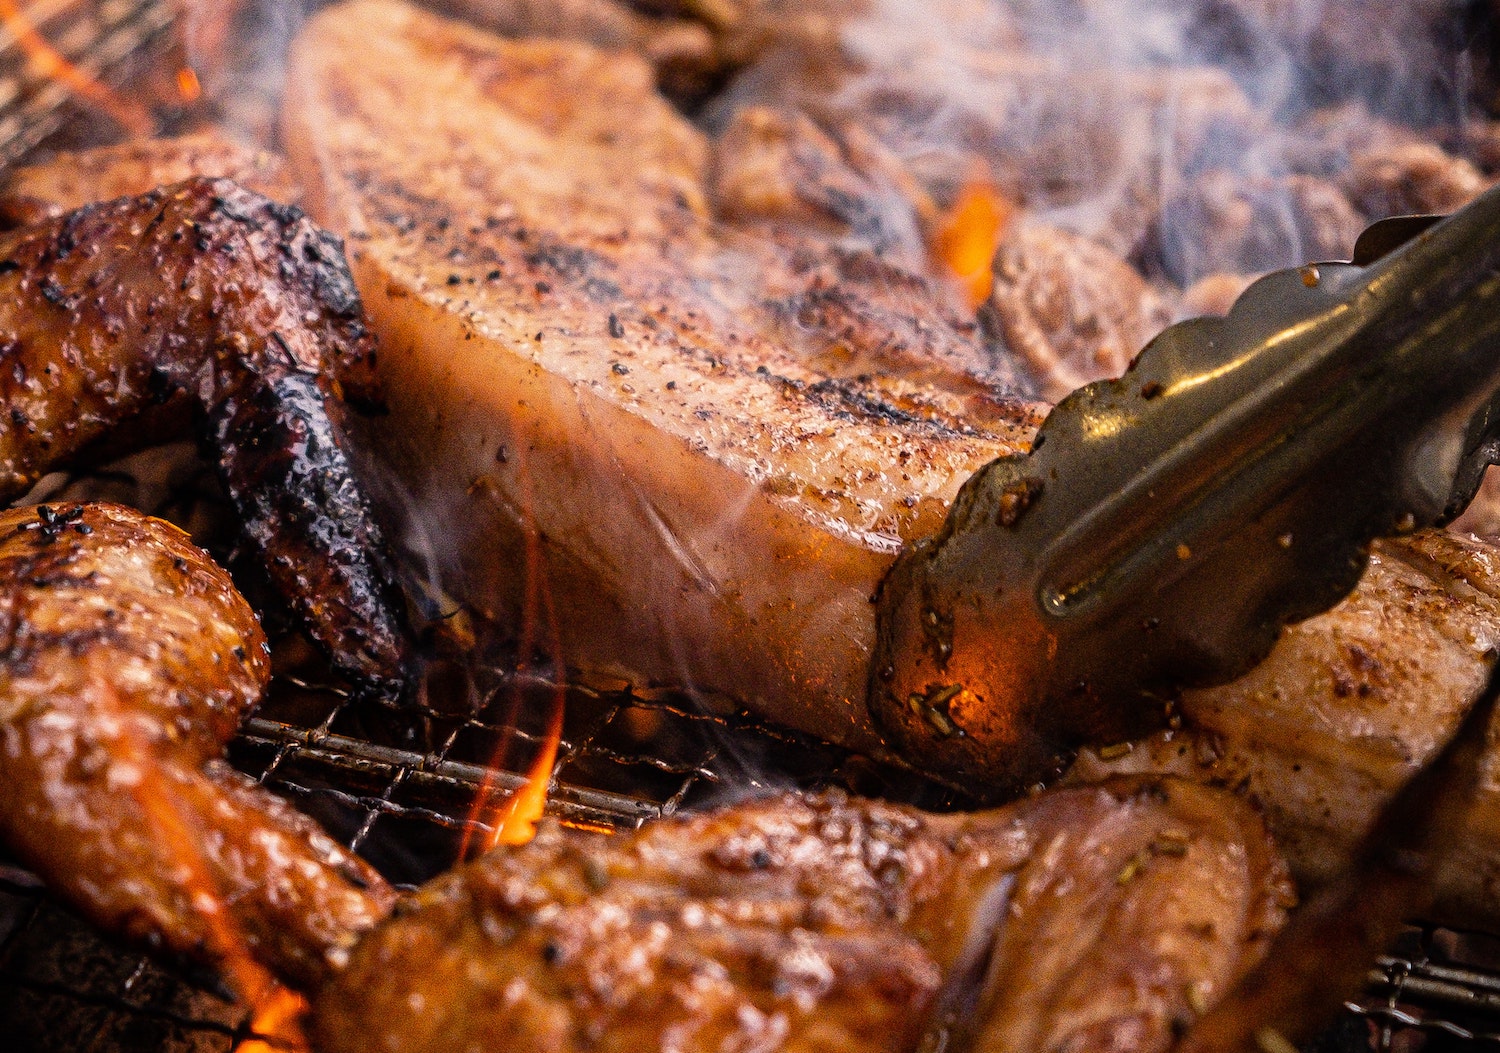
[
  {"xmin": 0, "ymin": 0, "xmax": 176, "ymax": 168},
  {"xmin": 4, "ymin": 4, "xmax": 1500, "ymax": 1050},
  {"xmin": 0, "ymin": 643, "xmax": 953, "ymax": 1052}
]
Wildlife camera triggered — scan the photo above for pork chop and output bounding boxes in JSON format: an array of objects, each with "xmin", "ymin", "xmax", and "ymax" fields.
[{"xmin": 283, "ymin": 0, "xmax": 1036, "ymax": 758}]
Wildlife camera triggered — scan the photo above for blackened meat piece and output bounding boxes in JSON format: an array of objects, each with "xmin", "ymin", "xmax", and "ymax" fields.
[
  {"xmin": 0, "ymin": 503, "xmax": 395, "ymax": 990},
  {"xmin": 312, "ymin": 783, "xmax": 1291, "ymax": 1053},
  {"xmin": 0, "ymin": 178, "xmax": 408, "ymax": 695}
]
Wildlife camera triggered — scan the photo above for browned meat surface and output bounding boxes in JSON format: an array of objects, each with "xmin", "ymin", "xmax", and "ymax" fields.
[
  {"xmin": 1178, "ymin": 271, "xmax": 1254, "ymax": 318},
  {"xmin": 429, "ymin": 0, "xmax": 720, "ymax": 100},
  {"xmin": 1345, "ymin": 142, "xmax": 1492, "ymax": 219},
  {"xmin": 1068, "ymin": 530, "xmax": 1500, "ymax": 929},
  {"xmin": 711, "ymin": 105, "xmax": 934, "ymax": 266},
  {"xmin": 0, "ymin": 178, "xmax": 408, "ymax": 695},
  {"xmin": 0, "ymin": 131, "xmax": 297, "ymax": 228},
  {"xmin": 1150, "ymin": 170, "xmax": 1363, "ymax": 284},
  {"xmin": 283, "ymin": 7, "xmax": 1500, "ymax": 929},
  {"xmin": 285, "ymin": 0, "xmax": 1036, "ymax": 757},
  {"xmin": 312, "ymin": 783, "xmax": 1291, "ymax": 1053},
  {"xmin": 0, "ymin": 502, "xmax": 395, "ymax": 990},
  {"xmin": 986, "ymin": 221, "xmax": 1171, "ymax": 401}
]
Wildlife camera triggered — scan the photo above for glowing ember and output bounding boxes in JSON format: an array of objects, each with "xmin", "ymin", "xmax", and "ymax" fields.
[
  {"xmin": 177, "ymin": 67, "xmax": 202, "ymax": 103},
  {"xmin": 0, "ymin": 0, "xmax": 152, "ymax": 136},
  {"xmin": 931, "ymin": 174, "xmax": 1013, "ymax": 311}
]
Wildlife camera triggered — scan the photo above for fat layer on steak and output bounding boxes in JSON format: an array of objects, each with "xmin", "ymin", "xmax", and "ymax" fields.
[{"xmin": 283, "ymin": 0, "xmax": 1038, "ymax": 756}]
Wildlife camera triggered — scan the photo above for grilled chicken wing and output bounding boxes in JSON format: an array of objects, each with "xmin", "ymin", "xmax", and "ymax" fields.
[
  {"xmin": 0, "ymin": 502, "xmax": 395, "ymax": 989},
  {"xmin": 311, "ymin": 783, "xmax": 1291, "ymax": 1053},
  {"xmin": 0, "ymin": 177, "xmax": 408, "ymax": 695}
]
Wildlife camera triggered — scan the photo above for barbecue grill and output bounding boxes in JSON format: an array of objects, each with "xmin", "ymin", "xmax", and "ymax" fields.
[{"xmin": 3, "ymin": 2, "xmax": 1500, "ymax": 1051}]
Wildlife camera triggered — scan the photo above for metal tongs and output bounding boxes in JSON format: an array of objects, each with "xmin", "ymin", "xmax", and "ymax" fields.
[{"xmin": 871, "ymin": 183, "xmax": 1500, "ymax": 791}]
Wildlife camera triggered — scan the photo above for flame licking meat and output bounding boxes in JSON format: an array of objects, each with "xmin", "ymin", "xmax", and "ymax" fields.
[{"xmin": 109, "ymin": 673, "xmax": 312, "ymax": 1053}]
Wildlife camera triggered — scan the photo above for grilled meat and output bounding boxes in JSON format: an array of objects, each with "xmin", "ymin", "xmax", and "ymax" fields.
[
  {"xmin": 0, "ymin": 131, "xmax": 298, "ymax": 228},
  {"xmin": 429, "ymin": 0, "xmax": 721, "ymax": 101},
  {"xmin": 1147, "ymin": 170, "xmax": 1363, "ymax": 287},
  {"xmin": 311, "ymin": 783, "xmax": 1292, "ymax": 1053},
  {"xmin": 1068, "ymin": 530, "xmax": 1500, "ymax": 928},
  {"xmin": 0, "ymin": 177, "xmax": 408, "ymax": 695},
  {"xmin": 1345, "ymin": 141, "xmax": 1492, "ymax": 220},
  {"xmin": 282, "ymin": 0, "xmax": 1500, "ymax": 926},
  {"xmin": 285, "ymin": 0, "xmax": 1036, "ymax": 758},
  {"xmin": 0, "ymin": 502, "xmax": 395, "ymax": 990},
  {"xmin": 985, "ymin": 220, "xmax": 1171, "ymax": 401}
]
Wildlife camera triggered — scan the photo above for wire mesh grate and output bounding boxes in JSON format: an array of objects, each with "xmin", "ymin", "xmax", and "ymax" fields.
[
  {"xmin": 0, "ymin": 0, "xmax": 177, "ymax": 168},
  {"xmin": 4, "ymin": 4, "xmax": 1500, "ymax": 1050}
]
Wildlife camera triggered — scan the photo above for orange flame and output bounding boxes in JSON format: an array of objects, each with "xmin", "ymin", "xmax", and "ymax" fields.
[
  {"xmin": 459, "ymin": 447, "xmax": 567, "ymax": 857},
  {"xmin": 98, "ymin": 680, "xmax": 308, "ymax": 1052},
  {"xmin": 0, "ymin": 0, "xmax": 153, "ymax": 137},
  {"xmin": 236, "ymin": 988, "xmax": 311, "ymax": 1053},
  {"xmin": 177, "ymin": 67, "xmax": 202, "ymax": 103},
  {"xmin": 931, "ymin": 174, "xmax": 1013, "ymax": 311},
  {"xmin": 491, "ymin": 688, "xmax": 564, "ymax": 847}
]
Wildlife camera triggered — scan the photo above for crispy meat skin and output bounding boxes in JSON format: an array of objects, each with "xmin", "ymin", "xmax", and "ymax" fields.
[
  {"xmin": 0, "ymin": 503, "xmax": 395, "ymax": 989},
  {"xmin": 312, "ymin": 784, "xmax": 1290, "ymax": 1053},
  {"xmin": 0, "ymin": 178, "xmax": 406, "ymax": 694},
  {"xmin": 285, "ymin": 0, "xmax": 1036, "ymax": 755}
]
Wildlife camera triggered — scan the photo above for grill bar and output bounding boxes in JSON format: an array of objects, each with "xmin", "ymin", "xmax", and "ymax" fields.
[
  {"xmin": 1, "ymin": 4, "xmax": 1500, "ymax": 1050},
  {"xmin": 0, "ymin": 0, "xmax": 174, "ymax": 167}
]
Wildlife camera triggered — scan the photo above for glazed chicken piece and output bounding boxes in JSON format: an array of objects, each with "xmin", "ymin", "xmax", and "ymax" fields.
[
  {"xmin": 1068, "ymin": 530, "xmax": 1500, "ymax": 930},
  {"xmin": 0, "ymin": 177, "xmax": 408, "ymax": 695},
  {"xmin": 312, "ymin": 783, "xmax": 1292, "ymax": 1053},
  {"xmin": 0, "ymin": 502, "xmax": 395, "ymax": 990}
]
